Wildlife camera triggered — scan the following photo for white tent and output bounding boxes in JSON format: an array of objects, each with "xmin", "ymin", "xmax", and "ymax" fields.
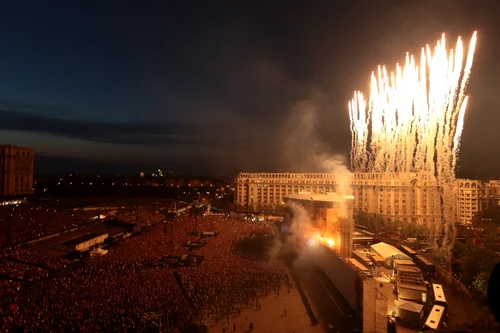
[
  {"xmin": 398, "ymin": 300, "xmax": 423, "ymax": 313},
  {"xmin": 398, "ymin": 283, "xmax": 428, "ymax": 303},
  {"xmin": 370, "ymin": 242, "xmax": 411, "ymax": 267},
  {"xmin": 397, "ymin": 300, "xmax": 424, "ymax": 328},
  {"xmin": 90, "ymin": 247, "xmax": 108, "ymax": 257}
]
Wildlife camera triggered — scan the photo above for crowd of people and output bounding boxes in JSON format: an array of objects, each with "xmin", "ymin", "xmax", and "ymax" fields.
[
  {"xmin": 0, "ymin": 257, "xmax": 49, "ymax": 282},
  {"xmin": 1, "ymin": 259, "xmax": 194, "ymax": 332},
  {"xmin": 1, "ymin": 206, "xmax": 288, "ymax": 332},
  {"xmin": 0, "ymin": 207, "xmax": 192, "ymax": 332},
  {"xmin": 178, "ymin": 216, "xmax": 287, "ymax": 319},
  {"xmin": 0, "ymin": 202, "xmax": 102, "ymax": 247},
  {"xmin": 0, "ymin": 248, "xmax": 69, "ymax": 284},
  {"xmin": 116, "ymin": 207, "xmax": 165, "ymax": 227},
  {"xmin": 9, "ymin": 248, "xmax": 69, "ymax": 271}
]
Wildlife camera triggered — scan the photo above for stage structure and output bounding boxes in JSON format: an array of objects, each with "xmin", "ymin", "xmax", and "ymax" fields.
[{"xmin": 283, "ymin": 192, "xmax": 354, "ymax": 258}]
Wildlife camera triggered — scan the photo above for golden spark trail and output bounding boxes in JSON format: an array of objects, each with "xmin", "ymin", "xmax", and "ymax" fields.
[{"xmin": 349, "ymin": 31, "xmax": 477, "ymax": 263}]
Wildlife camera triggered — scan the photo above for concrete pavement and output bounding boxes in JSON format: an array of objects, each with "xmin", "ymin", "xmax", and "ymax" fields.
[{"xmin": 206, "ymin": 284, "xmax": 324, "ymax": 333}]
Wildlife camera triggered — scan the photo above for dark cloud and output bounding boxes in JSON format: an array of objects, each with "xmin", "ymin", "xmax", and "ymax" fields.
[
  {"xmin": 0, "ymin": 108, "xmax": 248, "ymax": 147},
  {"xmin": 0, "ymin": 1, "xmax": 499, "ymax": 176},
  {"xmin": 34, "ymin": 154, "xmax": 157, "ymax": 175}
]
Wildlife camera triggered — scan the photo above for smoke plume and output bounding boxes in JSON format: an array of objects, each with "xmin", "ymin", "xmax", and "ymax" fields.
[{"xmin": 280, "ymin": 93, "xmax": 353, "ymax": 217}]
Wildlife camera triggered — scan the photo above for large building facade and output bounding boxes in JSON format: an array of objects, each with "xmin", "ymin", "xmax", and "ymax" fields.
[
  {"xmin": 456, "ymin": 179, "xmax": 500, "ymax": 224},
  {"xmin": 0, "ymin": 145, "xmax": 35, "ymax": 196},
  {"xmin": 235, "ymin": 172, "xmax": 444, "ymax": 225},
  {"xmin": 351, "ymin": 172, "xmax": 445, "ymax": 225},
  {"xmin": 236, "ymin": 172, "xmax": 500, "ymax": 224}
]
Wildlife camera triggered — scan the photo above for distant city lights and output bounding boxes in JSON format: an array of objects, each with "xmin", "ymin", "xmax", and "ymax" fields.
[{"xmin": 0, "ymin": 200, "xmax": 25, "ymax": 206}]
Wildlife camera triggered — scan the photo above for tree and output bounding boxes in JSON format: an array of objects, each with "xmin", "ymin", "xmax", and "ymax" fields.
[
  {"xmin": 458, "ymin": 239, "xmax": 499, "ymax": 288},
  {"xmin": 367, "ymin": 213, "xmax": 385, "ymax": 233},
  {"xmin": 275, "ymin": 205, "xmax": 285, "ymax": 216},
  {"xmin": 472, "ymin": 272, "xmax": 489, "ymax": 295},
  {"xmin": 399, "ymin": 221, "xmax": 413, "ymax": 238},
  {"xmin": 479, "ymin": 247, "xmax": 499, "ymax": 274},
  {"xmin": 263, "ymin": 205, "xmax": 273, "ymax": 215},
  {"xmin": 483, "ymin": 232, "xmax": 500, "ymax": 253},
  {"xmin": 452, "ymin": 241, "xmax": 468, "ymax": 273},
  {"xmin": 385, "ymin": 219, "xmax": 396, "ymax": 234},
  {"xmin": 471, "ymin": 205, "xmax": 500, "ymax": 235},
  {"xmin": 245, "ymin": 204, "xmax": 253, "ymax": 213},
  {"xmin": 235, "ymin": 203, "xmax": 241, "ymax": 213},
  {"xmin": 256, "ymin": 203, "xmax": 263, "ymax": 213},
  {"xmin": 357, "ymin": 211, "xmax": 370, "ymax": 229},
  {"xmin": 355, "ymin": 211, "xmax": 368, "ymax": 226},
  {"xmin": 459, "ymin": 241, "xmax": 481, "ymax": 284},
  {"xmin": 452, "ymin": 240, "xmax": 467, "ymax": 260},
  {"xmin": 456, "ymin": 223, "xmax": 475, "ymax": 239},
  {"xmin": 378, "ymin": 215, "xmax": 389, "ymax": 233},
  {"xmin": 374, "ymin": 215, "xmax": 385, "ymax": 233},
  {"xmin": 415, "ymin": 224, "xmax": 430, "ymax": 239}
]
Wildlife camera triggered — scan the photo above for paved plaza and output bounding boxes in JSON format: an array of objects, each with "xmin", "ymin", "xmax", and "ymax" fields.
[{"xmin": 206, "ymin": 284, "xmax": 324, "ymax": 333}]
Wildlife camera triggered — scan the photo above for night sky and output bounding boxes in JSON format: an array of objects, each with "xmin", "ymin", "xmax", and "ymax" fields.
[{"xmin": 0, "ymin": 1, "xmax": 499, "ymax": 177}]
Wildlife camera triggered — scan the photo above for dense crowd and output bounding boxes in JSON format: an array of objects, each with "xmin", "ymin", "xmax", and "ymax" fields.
[
  {"xmin": 0, "ymin": 203, "xmax": 102, "ymax": 247},
  {"xmin": 8, "ymin": 248, "xmax": 69, "ymax": 271},
  {"xmin": 116, "ymin": 207, "xmax": 164, "ymax": 227},
  {"xmin": 0, "ymin": 248, "xmax": 70, "ymax": 285},
  {"xmin": 178, "ymin": 216, "xmax": 287, "ymax": 318},
  {"xmin": 1, "ymin": 261, "xmax": 193, "ymax": 332},
  {"xmin": 1, "ymin": 208, "xmax": 287, "ymax": 332}
]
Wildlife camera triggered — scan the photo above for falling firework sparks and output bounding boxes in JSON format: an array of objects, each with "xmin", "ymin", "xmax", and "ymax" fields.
[{"xmin": 349, "ymin": 32, "xmax": 477, "ymax": 261}]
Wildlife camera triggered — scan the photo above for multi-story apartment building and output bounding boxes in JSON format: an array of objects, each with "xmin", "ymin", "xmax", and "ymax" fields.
[
  {"xmin": 456, "ymin": 179, "xmax": 500, "ymax": 224},
  {"xmin": 484, "ymin": 180, "xmax": 500, "ymax": 207},
  {"xmin": 352, "ymin": 172, "xmax": 445, "ymax": 225},
  {"xmin": 0, "ymin": 145, "xmax": 35, "ymax": 196},
  {"xmin": 235, "ymin": 172, "xmax": 337, "ymax": 210},
  {"xmin": 235, "ymin": 172, "xmax": 444, "ymax": 225}
]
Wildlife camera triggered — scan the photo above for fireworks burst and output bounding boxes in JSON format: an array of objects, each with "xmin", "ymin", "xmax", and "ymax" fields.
[
  {"xmin": 349, "ymin": 31, "xmax": 477, "ymax": 259},
  {"xmin": 349, "ymin": 32, "xmax": 477, "ymax": 173}
]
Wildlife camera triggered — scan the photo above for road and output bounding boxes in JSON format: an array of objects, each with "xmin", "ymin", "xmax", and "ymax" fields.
[
  {"xmin": 432, "ymin": 267, "xmax": 482, "ymax": 325},
  {"xmin": 415, "ymin": 251, "xmax": 483, "ymax": 325}
]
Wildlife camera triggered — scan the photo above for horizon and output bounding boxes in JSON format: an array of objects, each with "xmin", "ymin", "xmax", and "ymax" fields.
[{"xmin": 31, "ymin": 153, "xmax": 500, "ymax": 180}]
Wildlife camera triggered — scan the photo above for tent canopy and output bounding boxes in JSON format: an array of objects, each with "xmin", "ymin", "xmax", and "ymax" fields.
[
  {"xmin": 370, "ymin": 242, "xmax": 411, "ymax": 261},
  {"xmin": 90, "ymin": 247, "xmax": 108, "ymax": 256},
  {"xmin": 398, "ymin": 300, "xmax": 423, "ymax": 313},
  {"xmin": 398, "ymin": 286, "xmax": 426, "ymax": 302}
]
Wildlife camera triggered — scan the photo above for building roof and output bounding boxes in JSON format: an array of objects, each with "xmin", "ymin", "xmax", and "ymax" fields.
[
  {"xmin": 398, "ymin": 300, "xmax": 424, "ymax": 313},
  {"xmin": 283, "ymin": 192, "xmax": 354, "ymax": 203},
  {"xmin": 398, "ymin": 285, "xmax": 427, "ymax": 302},
  {"xmin": 394, "ymin": 259, "xmax": 416, "ymax": 266},
  {"xmin": 370, "ymin": 242, "xmax": 411, "ymax": 261},
  {"xmin": 398, "ymin": 274, "xmax": 426, "ymax": 287},
  {"xmin": 425, "ymin": 305, "xmax": 446, "ymax": 329},
  {"xmin": 62, "ymin": 233, "xmax": 107, "ymax": 247},
  {"xmin": 0, "ymin": 144, "xmax": 34, "ymax": 150},
  {"xmin": 399, "ymin": 282, "xmax": 428, "ymax": 292},
  {"xmin": 353, "ymin": 236, "xmax": 374, "ymax": 241},
  {"xmin": 347, "ymin": 258, "xmax": 369, "ymax": 271},
  {"xmin": 397, "ymin": 267, "xmax": 422, "ymax": 275}
]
